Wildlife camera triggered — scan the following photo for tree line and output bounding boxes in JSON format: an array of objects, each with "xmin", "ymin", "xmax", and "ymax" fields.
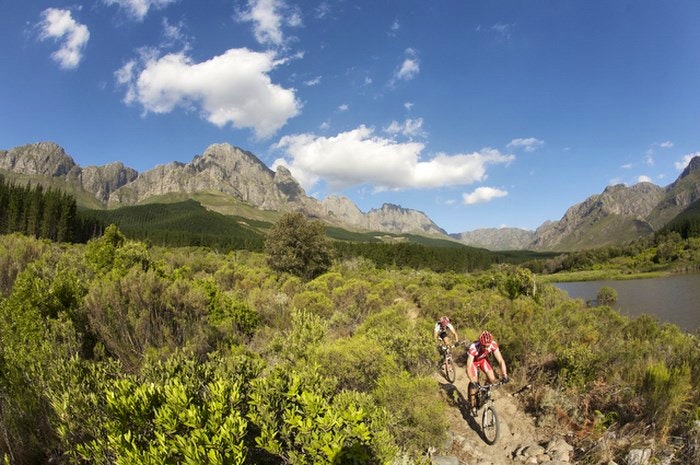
[{"xmin": 0, "ymin": 174, "xmax": 102, "ymax": 243}]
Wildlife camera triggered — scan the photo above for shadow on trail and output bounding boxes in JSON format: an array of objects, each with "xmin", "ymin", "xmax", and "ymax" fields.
[{"xmin": 437, "ymin": 380, "xmax": 486, "ymax": 442}]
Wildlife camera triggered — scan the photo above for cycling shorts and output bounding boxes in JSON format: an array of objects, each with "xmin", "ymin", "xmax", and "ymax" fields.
[{"xmin": 468, "ymin": 357, "xmax": 493, "ymax": 380}]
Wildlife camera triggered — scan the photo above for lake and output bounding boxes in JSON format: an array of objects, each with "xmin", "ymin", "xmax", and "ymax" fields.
[{"xmin": 553, "ymin": 273, "xmax": 700, "ymax": 333}]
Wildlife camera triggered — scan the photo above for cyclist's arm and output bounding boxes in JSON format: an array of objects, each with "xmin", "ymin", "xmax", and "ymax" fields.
[
  {"xmin": 449, "ymin": 326, "xmax": 459, "ymax": 343},
  {"xmin": 466, "ymin": 354, "xmax": 478, "ymax": 383},
  {"xmin": 493, "ymin": 348, "xmax": 508, "ymax": 379}
]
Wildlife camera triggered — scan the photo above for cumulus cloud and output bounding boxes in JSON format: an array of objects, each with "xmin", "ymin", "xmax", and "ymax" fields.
[
  {"xmin": 659, "ymin": 141, "xmax": 674, "ymax": 148},
  {"xmin": 675, "ymin": 153, "xmax": 699, "ymax": 171},
  {"xmin": 38, "ymin": 8, "xmax": 90, "ymax": 69},
  {"xmin": 272, "ymin": 125, "xmax": 514, "ymax": 191},
  {"xmin": 507, "ymin": 137, "xmax": 544, "ymax": 152},
  {"xmin": 238, "ymin": 0, "xmax": 301, "ymax": 47},
  {"xmin": 637, "ymin": 175, "xmax": 653, "ymax": 183},
  {"xmin": 115, "ymin": 48, "xmax": 301, "ymax": 138},
  {"xmin": 384, "ymin": 118, "xmax": 426, "ymax": 138},
  {"xmin": 103, "ymin": 0, "xmax": 177, "ymax": 21},
  {"xmin": 462, "ymin": 187, "xmax": 508, "ymax": 205}
]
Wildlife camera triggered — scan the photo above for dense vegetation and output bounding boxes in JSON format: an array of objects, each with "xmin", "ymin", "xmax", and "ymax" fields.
[
  {"xmin": 662, "ymin": 197, "xmax": 700, "ymax": 239},
  {"xmin": 1, "ymin": 220, "xmax": 699, "ymax": 464},
  {"xmin": 0, "ymin": 174, "xmax": 100, "ymax": 243},
  {"xmin": 80, "ymin": 199, "xmax": 553, "ymax": 272},
  {"xmin": 82, "ymin": 200, "xmax": 266, "ymax": 251},
  {"xmin": 525, "ymin": 233, "xmax": 700, "ymax": 279}
]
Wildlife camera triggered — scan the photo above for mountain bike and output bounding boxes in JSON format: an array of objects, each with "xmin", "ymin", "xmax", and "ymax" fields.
[
  {"xmin": 440, "ymin": 344, "xmax": 456, "ymax": 383},
  {"xmin": 471, "ymin": 380, "xmax": 504, "ymax": 445}
]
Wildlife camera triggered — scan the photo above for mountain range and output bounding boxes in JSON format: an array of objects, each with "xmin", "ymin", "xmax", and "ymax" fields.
[{"xmin": 2, "ymin": 141, "xmax": 699, "ymax": 251}]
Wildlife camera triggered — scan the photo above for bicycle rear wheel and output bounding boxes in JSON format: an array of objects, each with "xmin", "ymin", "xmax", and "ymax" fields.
[
  {"xmin": 444, "ymin": 356, "xmax": 456, "ymax": 383},
  {"xmin": 481, "ymin": 405, "xmax": 499, "ymax": 445}
]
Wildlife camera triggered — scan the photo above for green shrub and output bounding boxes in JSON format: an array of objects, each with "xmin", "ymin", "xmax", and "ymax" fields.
[
  {"xmin": 248, "ymin": 364, "xmax": 396, "ymax": 464},
  {"xmin": 51, "ymin": 355, "xmax": 248, "ymax": 465},
  {"xmin": 372, "ymin": 372, "xmax": 447, "ymax": 454},
  {"xmin": 597, "ymin": 286, "xmax": 618, "ymax": 305},
  {"xmin": 641, "ymin": 361, "xmax": 693, "ymax": 439},
  {"xmin": 313, "ymin": 335, "xmax": 397, "ymax": 393}
]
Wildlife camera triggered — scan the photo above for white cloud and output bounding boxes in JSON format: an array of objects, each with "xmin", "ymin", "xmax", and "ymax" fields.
[
  {"xmin": 659, "ymin": 141, "xmax": 674, "ymax": 148},
  {"xmin": 115, "ymin": 48, "xmax": 301, "ymax": 139},
  {"xmin": 389, "ymin": 19, "xmax": 400, "ymax": 36},
  {"xmin": 161, "ymin": 18, "xmax": 189, "ymax": 48},
  {"xmin": 38, "ymin": 8, "xmax": 90, "ymax": 69},
  {"xmin": 491, "ymin": 23, "xmax": 514, "ymax": 40},
  {"xmin": 675, "ymin": 153, "xmax": 699, "ymax": 171},
  {"xmin": 621, "ymin": 163, "xmax": 632, "ymax": 169},
  {"xmin": 396, "ymin": 58, "xmax": 420, "ymax": 81},
  {"xmin": 103, "ymin": 0, "xmax": 177, "ymax": 21},
  {"xmin": 304, "ymin": 76, "xmax": 321, "ymax": 86},
  {"xmin": 506, "ymin": 137, "xmax": 544, "ymax": 152},
  {"xmin": 637, "ymin": 175, "xmax": 653, "ymax": 183},
  {"xmin": 338, "ymin": 103, "xmax": 349, "ymax": 111},
  {"xmin": 238, "ymin": 0, "xmax": 300, "ymax": 47},
  {"xmin": 384, "ymin": 118, "xmax": 426, "ymax": 138},
  {"xmin": 462, "ymin": 187, "xmax": 508, "ymax": 205},
  {"xmin": 272, "ymin": 125, "xmax": 514, "ymax": 191},
  {"xmin": 404, "ymin": 102, "xmax": 414, "ymax": 111}
]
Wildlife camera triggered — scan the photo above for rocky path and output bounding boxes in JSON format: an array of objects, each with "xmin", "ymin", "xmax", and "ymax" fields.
[{"xmin": 431, "ymin": 361, "xmax": 574, "ymax": 465}]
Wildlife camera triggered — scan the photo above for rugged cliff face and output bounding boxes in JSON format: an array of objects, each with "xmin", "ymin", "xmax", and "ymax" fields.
[
  {"xmin": 364, "ymin": 203, "xmax": 447, "ymax": 236},
  {"xmin": 530, "ymin": 182, "xmax": 665, "ymax": 251},
  {"xmin": 3, "ymin": 141, "xmax": 700, "ymax": 250},
  {"xmin": 0, "ymin": 142, "xmax": 444, "ymax": 238}
]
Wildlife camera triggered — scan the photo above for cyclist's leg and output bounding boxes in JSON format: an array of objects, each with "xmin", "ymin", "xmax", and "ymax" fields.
[
  {"xmin": 482, "ymin": 359, "xmax": 497, "ymax": 384},
  {"xmin": 468, "ymin": 360, "xmax": 483, "ymax": 414}
]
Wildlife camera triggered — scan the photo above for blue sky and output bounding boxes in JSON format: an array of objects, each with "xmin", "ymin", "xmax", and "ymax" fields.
[{"xmin": 1, "ymin": 1, "xmax": 699, "ymax": 234}]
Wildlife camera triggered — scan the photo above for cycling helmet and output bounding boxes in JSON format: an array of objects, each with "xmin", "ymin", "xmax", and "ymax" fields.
[
  {"xmin": 439, "ymin": 316, "xmax": 450, "ymax": 326},
  {"xmin": 479, "ymin": 330, "xmax": 493, "ymax": 345}
]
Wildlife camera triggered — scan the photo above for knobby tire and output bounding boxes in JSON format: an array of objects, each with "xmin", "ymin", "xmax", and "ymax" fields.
[
  {"xmin": 481, "ymin": 405, "xmax": 499, "ymax": 445},
  {"xmin": 444, "ymin": 356, "xmax": 456, "ymax": 383}
]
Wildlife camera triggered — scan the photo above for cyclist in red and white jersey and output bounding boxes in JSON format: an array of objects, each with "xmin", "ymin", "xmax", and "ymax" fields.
[{"xmin": 466, "ymin": 330, "xmax": 509, "ymax": 415}]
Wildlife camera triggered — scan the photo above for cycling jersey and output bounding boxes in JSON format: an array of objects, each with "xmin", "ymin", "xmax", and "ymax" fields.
[
  {"xmin": 467, "ymin": 340, "xmax": 499, "ymax": 361},
  {"xmin": 435, "ymin": 322, "xmax": 455, "ymax": 339},
  {"xmin": 467, "ymin": 340, "xmax": 499, "ymax": 378}
]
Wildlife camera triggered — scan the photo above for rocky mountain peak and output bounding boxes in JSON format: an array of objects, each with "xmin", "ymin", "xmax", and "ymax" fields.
[
  {"xmin": 679, "ymin": 155, "xmax": 700, "ymax": 180},
  {"xmin": 273, "ymin": 165, "xmax": 307, "ymax": 202},
  {"xmin": 366, "ymin": 203, "xmax": 447, "ymax": 236},
  {"xmin": 0, "ymin": 141, "xmax": 76, "ymax": 177}
]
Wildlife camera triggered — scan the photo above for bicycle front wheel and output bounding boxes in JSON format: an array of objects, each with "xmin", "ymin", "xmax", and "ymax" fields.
[
  {"xmin": 444, "ymin": 357, "xmax": 456, "ymax": 383},
  {"xmin": 481, "ymin": 405, "xmax": 499, "ymax": 445}
]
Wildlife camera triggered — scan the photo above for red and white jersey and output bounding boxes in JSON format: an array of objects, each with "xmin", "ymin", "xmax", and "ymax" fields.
[{"xmin": 468, "ymin": 340, "xmax": 499, "ymax": 362}]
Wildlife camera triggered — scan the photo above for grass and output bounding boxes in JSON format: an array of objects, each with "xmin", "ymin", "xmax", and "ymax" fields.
[{"xmin": 539, "ymin": 269, "xmax": 672, "ymax": 283}]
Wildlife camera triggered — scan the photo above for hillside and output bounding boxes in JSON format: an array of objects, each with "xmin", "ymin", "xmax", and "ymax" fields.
[
  {"xmin": 3, "ymin": 141, "xmax": 700, "ymax": 252},
  {"xmin": 1, "ymin": 232, "xmax": 698, "ymax": 464}
]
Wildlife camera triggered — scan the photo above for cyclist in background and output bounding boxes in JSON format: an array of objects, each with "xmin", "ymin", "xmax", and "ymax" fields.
[
  {"xmin": 466, "ymin": 330, "xmax": 509, "ymax": 415},
  {"xmin": 434, "ymin": 316, "xmax": 459, "ymax": 352}
]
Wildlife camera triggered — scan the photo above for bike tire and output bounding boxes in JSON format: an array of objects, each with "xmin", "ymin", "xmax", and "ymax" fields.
[
  {"xmin": 481, "ymin": 405, "xmax": 499, "ymax": 445},
  {"xmin": 444, "ymin": 357, "xmax": 456, "ymax": 383}
]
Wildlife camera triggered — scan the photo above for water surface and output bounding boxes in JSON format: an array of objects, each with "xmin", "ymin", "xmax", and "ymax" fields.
[{"xmin": 553, "ymin": 274, "xmax": 700, "ymax": 332}]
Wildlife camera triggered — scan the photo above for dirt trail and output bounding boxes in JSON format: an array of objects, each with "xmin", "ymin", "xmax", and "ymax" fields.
[{"xmin": 432, "ymin": 358, "xmax": 571, "ymax": 465}]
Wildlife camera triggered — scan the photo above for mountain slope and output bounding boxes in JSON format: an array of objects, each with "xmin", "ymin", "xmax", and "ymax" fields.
[
  {"xmin": 3, "ymin": 141, "xmax": 700, "ymax": 252},
  {"xmin": 1, "ymin": 142, "xmax": 446, "ymax": 240}
]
